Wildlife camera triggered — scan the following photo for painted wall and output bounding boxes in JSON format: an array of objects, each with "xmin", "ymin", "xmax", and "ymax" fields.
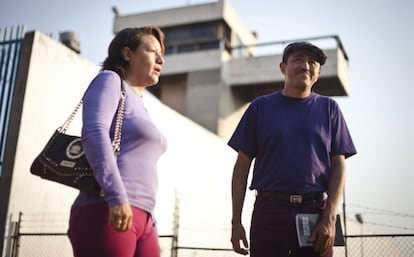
[{"xmin": 2, "ymin": 30, "xmax": 99, "ymax": 256}]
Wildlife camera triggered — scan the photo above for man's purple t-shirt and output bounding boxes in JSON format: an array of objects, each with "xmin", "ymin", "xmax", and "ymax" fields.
[
  {"xmin": 228, "ymin": 91, "xmax": 356, "ymax": 194},
  {"xmin": 71, "ymin": 70, "xmax": 167, "ymax": 214}
]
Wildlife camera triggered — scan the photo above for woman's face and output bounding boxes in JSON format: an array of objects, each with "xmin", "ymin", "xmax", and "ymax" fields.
[{"xmin": 123, "ymin": 34, "xmax": 164, "ymax": 87}]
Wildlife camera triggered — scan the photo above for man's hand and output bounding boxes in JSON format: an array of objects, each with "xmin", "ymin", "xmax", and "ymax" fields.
[
  {"xmin": 308, "ymin": 215, "xmax": 336, "ymax": 256},
  {"xmin": 109, "ymin": 203, "xmax": 133, "ymax": 232},
  {"xmin": 231, "ymin": 222, "xmax": 249, "ymax": 255}
]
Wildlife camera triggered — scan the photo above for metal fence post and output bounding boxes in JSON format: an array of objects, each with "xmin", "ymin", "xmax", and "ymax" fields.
[{"xmin": 10, "ymin": 212, "xmax": 22, "ymax": 257}]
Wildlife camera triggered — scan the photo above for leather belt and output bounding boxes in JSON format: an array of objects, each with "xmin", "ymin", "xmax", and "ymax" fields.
[{"xmin": 257, "ymin": 191, "xmax": 327, "ymax": 203}]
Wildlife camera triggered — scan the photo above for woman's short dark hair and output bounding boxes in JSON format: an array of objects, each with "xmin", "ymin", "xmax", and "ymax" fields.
[{"xmin": 101, "ymin": 26, "xmax": 165, "ymax": 79}]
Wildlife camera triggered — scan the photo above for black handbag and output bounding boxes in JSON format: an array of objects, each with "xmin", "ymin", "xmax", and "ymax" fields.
[{"xmin": 30, "ymin": 81, "xmax": 126, "ymax": 196}]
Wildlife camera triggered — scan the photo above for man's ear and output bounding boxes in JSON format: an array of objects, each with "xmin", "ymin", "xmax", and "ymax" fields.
[
  {"xmin": 316, "ymin": 67, "xmax": 321, "ymax": 77},
  {"xmin": 279, "ymin": 62, "xmax": 286, "ymax": 75}
]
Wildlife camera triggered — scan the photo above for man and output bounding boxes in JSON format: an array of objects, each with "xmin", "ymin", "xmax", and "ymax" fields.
[{"xmin": 228, "ymin": 41, "xmax": 356, "ymax": 257}]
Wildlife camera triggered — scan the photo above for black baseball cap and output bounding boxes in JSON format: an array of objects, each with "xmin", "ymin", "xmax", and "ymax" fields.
[{"xmin": 282, "ymin": 41, "xmax": 327, "ymax": 65}]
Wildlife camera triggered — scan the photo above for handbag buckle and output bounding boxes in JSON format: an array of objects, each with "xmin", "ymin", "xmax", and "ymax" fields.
[{"xmin": 289, "ymin": 195, "xmax": 303, "ymax": 203}]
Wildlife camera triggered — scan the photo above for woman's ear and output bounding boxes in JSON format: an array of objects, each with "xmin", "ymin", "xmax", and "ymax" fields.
[{"xmin": 121, "ymin": 47, "xmax": 131, "ymax": 62}]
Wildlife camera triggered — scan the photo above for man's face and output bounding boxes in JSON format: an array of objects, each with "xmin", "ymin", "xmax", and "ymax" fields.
[{"xmin": 280, "ymin": 50, "xmax": 321, "ymax": 90}]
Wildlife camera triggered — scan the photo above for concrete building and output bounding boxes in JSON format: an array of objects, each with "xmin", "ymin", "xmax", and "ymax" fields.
[{"xmin": 113, "ymin": 0, "xmax": 350, "ymax": 140}]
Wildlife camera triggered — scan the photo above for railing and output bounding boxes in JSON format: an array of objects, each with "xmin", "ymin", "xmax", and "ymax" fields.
[
  {"xmin": 231, "ymin": 34, "xmax": 349, "ymax": 61},
  {"xmin": 0, "ymin": 25, "xmax": 25, "ymax": 176}
]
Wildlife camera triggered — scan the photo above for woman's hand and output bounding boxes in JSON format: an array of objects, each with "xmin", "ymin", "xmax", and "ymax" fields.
[{"xmin": 109, "ymin": 203, "xmax": 133, "ymax": 232}]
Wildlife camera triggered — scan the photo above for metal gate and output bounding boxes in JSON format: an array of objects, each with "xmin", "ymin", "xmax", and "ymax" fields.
[{"xmin": 0, "ymin": 25, "xmax": 25, "ymax": 175}]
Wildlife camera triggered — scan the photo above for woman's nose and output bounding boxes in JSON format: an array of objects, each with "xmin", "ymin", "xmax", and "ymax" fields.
[{"xmin": 157, "ymin": 54, "xmax": 164, "ymax": 65}]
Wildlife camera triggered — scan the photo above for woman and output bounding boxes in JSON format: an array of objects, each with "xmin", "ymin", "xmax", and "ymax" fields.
[{"xmin": 68, "ymin": 26, "xmax": 167, "ymax": 257}]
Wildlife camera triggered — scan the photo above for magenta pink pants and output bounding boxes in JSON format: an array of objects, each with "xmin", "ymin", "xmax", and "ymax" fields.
[{"xmin": 68, "ymin": 203, "xmax": 160, "ymax": 257}]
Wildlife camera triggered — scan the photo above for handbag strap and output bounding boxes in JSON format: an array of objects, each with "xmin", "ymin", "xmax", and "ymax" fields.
[
  {"xmin": 112, "ymin": 83, "xmax": 126, "ymax": 155},
  {"xmin": 58, "ymin": 77, "xmax": 126, "ymax": 154}
]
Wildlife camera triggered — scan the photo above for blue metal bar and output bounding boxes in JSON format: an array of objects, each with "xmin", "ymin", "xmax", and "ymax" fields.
[
  {"xmin": 0, "ymin": 25, "xmax": 25, "ymax": 173},
  {"xmin": 1, "ymin": 26, "xmax": 24, "ymax": 158},
  {"xmin": 0, "ymin": 28, "xmax": 10, "ymax": 161},
  {"xmin": 0, "ymin": 27, "xmax": 8, "ymax": 105}
]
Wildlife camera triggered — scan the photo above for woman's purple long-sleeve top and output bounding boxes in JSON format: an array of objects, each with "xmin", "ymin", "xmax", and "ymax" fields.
[{"xmin": 71, "ymin": 70, "xmax": 167, "ymax": 214}]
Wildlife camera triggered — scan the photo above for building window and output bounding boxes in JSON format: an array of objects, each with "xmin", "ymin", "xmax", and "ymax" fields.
[{"xmin": 163, "ymin": 21, "xmax": 231, "ymax": 55}]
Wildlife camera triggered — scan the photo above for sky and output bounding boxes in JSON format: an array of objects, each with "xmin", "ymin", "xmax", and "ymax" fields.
[{"xmin": 1, "ymin": 0, "xmax": 414, "ymax": 234}]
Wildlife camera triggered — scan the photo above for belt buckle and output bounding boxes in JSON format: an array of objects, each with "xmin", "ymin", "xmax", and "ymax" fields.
[{"xmin": 289, "ymin": 195, "xmax": 302, "ymax": 203}]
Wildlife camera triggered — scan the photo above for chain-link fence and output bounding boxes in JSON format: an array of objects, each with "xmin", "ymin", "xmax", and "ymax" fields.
[
  {"xmin": 176, "ymin": 235, "xmax": 414, "ymax": 257},
  {"xmin": 9, "ymin": 233, "xmax": 414, "ymax": 257},
  {"xmin": 340, "ymin": 235, "xmax": 414, "ymax": 257},
  {"xmin": 6, "ymin": 212, "xmax": 414, "ymax": 257},
  {"xmin": 9, "ymin": 233, "xmax": 175, "ymax": 257},
  {"xmin": 6, "ymin": 212, "xmax": 176, "ymax": 257}
]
